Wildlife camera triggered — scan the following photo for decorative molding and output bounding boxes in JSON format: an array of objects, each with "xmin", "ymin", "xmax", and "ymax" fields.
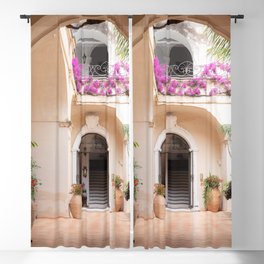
[
  {"xmin": 155, "ymin": 113, "xmax": 198, "ymax": 152},
  {"xmin": 72, "ymin": 114, "xmax": 107, "ymax": 151},
  {"xmin": 166, "ymin": 113, "xmax": 177, "ymax": 129},
  {"xmin": 85, "ymin": 114, "xmax": 99, "ymax": 128},
  {"xmin": 148, "ymin": 121, "xmax": 155, "ymax": 128},
  {"xmin": 59, "ymin": 121, "xmax": 72, "ymax": 128}
]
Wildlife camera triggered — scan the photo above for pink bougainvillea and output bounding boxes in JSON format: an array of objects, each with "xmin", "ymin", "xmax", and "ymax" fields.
[
  {"xmin": 72, "ymin": 58, "xmax": 129, "ymax": 96},
  {"xmin": 154, "ymin": 57, "xmax": 231, "ymax": 97}
]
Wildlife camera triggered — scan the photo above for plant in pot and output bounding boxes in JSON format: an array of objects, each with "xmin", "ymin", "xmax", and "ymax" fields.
[
  {"xmin": 112, "ymin": 174, "xmax": 123, "ymax": 212},
  {"xmin": 31, "ymin": 141, "xmax": 41, "ymax": 227},
  {"xmin": 153, "ymin": 183, "xmax": 166, "ymax": 219},
  {"xmin": 123, "ymin": 181, "xmax": 130, "ymax": 201},
  {"xmin": 222, "ymin": 180, "xmax": 232, "ymax": 200},
  {"xmin": 69, "ymin": 183, "xmax": 83, "ymax": 219},
  {"xmin": 203, "ymin": 174, "xmax": 222, "ymax": 212},
  {"xmin": 122, "ymin": 175, "xmax": 143, "ymax": 220},
  {"xmin": 123, "ymin": 181, "xmax": 130, "ymax": 213}
]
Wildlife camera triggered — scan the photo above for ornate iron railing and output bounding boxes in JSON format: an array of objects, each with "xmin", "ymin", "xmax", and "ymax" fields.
[
  {"xmin": 81, "ymin": 61, "xmax": 128, "ymax": 78},
  {"xmin": 167, "ymin": 61, "xmax": 194, "ymax": 78},
  {"xmin": 166, "ymin": 61, "xmax": 229, "ymax": 79},
  {"xmin": 82, "ymin": 61, "xmax": 109, "ymax": 77}
]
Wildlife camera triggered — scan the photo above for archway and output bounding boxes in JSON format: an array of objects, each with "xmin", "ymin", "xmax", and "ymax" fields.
[
  {"xmin": 72, "ymin": 114, "xmax": 112, "ymax": 210},
  {"xmin": 154, "ymin": 115, "xmax": 199, "ymax": 209},
  {"xmin": 160, "ymin": 133, "xmax": 191, "ymax": 209},
  {"xmin": 78, "ymin": 133, "xmax": 108, "ymax": 209}
]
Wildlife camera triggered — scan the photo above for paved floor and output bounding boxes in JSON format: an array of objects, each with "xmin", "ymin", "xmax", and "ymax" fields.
[
  {"xmin": 32, "ymin": 211, "xmax": 231, "ymax": 249},
  {"xmin": 134, "ymin": 211, "xmax": 232, "ymax": 249},
  {"xmin": 31, "ymin": 211, "xmax": 130, "ymax": 248}
]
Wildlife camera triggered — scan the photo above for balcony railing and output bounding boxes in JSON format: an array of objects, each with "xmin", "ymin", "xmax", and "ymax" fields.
[
  {"xmin": 167, "ymin": 61, "xmax": 194, "ymax": 78},
  {"xmin": 82, "ymin": 61, "xmax": 109, "ymax": 78},
  {"xmin": 154, "ymin": 58, "xmax": 231, "ymax": 97},
  {"xmin": 72, "ymin": 58, "xmax": 129, "ymax": 96}
]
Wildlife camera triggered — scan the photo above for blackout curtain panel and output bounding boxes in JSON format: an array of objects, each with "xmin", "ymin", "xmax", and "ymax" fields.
[
  {"xmin": 31, "ymin": 14, "xmax": 232, "ymax": 249},
  {"xmin": 31, "ymin": 15, "xmax": 131, "ymax": 248},
  {"xmin": 132, "ymin": 15, "xmax": 232, "ymax": 249}
]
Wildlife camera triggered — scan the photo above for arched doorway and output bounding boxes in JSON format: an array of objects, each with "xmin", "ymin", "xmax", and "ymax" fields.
[
  {"xmin": 160, "ymin": 133, "xmax": 193, "ymax": 209},
  {"xmin": 78, "ymin": 133, "xmax": 109, "ymax": 209}
]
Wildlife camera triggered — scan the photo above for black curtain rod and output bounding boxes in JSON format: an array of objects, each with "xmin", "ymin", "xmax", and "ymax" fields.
[
  {"xmin": 230, "ymin": 14, "xmax": 244, "ymax": 23},
  {"xmin": 20, "ymin": 14, "xmax": 245, "ymax": 24},
  {"xmin": 20, "ymin": 14, "xmax": 31, "ymax": 23}
]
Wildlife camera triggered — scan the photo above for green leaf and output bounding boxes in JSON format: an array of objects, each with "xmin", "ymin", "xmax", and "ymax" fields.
[
  {"xmin": 204, "ymin": 26, "xmax": 230, "ymax": 62},
  {"xmin": 114, "ymin": 27, "xmax": 129, "ymax": 60}
]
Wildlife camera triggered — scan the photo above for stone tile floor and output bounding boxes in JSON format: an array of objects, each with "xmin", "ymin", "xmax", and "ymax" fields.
[
  {"xmin": 32, "ymin": 210, "xmax": 231, "ymax": 249},
  {"xmin": 134, "ymin": 211, "xmax": 232, "ymax": 249},
  {"xmin": 31, "ymin": 211, "xmax": 130, "ymax": 248}
]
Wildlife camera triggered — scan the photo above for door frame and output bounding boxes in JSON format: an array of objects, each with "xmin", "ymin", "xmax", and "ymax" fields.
[
  {"xmin": 154, "ymin": 123, "xmax": 199, "ymax": 209},
  {"xmin": 72, "ymin": 115, "xmax": 113, "ymax": 210}
]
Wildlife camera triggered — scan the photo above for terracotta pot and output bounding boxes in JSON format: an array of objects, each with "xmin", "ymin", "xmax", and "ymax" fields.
[
  {"xmin": 31, "ymin": 201, "xmax": 37, "ymax": 227},
  {"xmin": 115, "ymin": 188, "xmax": 123, "ymax": 212},
  {"xmin": 206, "ymin": 188, "xmax": 221, "ymax": 212},
  {"xmin": 69, "ymin": 195, "xmax": 82, "ymax": 219},
  {"xmin": 153, "ymin": 194, "xmax": 166, "ymax": 219}
]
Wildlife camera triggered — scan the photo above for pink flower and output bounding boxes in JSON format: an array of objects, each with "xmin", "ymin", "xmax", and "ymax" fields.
[
  {"xmin": 100, "ymin": 90, "xmax": 106, "ymax": 96},
  {"xmin": 107, "ymin": 88, "xmax": 113, "ymax": 95},
  {"xmin": 177, "ymin": 88, "xmax": 184, "ymax": 96},
  {"xmin": 209, "ymin": 87, "xmax": 219, "ymax": 96},
  {"xmin": 113, "ymin": 63, "xmax": 121, "ymax": 74},
  {"xmin": 116, "ymin": 87, "xmax": 122, "ymax": 94},
  {"xmin": 181, "ymin": 82, "xmax": 187, "ymax": 89}
]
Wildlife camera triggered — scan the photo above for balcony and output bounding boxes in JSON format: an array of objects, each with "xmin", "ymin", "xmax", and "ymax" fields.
[
  {"xmin": 72, "ymin": 58, "xmax": 129, "ymax": 104},
  {"xmin": 154, "ymin": 58, "xmax": 231, "ymax": 105}
]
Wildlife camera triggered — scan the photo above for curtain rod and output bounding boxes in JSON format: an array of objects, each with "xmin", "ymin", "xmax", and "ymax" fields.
[
  {"xmin": 230, "ymin": 14, "xmax": 244, "ymax": 23},
  {"xmin": 20, "ymin": 14, "xmax": 245, "ymax": 23}
]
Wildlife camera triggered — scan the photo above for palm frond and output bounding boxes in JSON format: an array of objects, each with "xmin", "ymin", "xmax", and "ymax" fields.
[
  {"xmin": 114, "ymin": 27, "xmax": 129, "ymax": 60},
  {"xmin": 204, "ymin": 26, "xmax": 231, "ymax": 62}
]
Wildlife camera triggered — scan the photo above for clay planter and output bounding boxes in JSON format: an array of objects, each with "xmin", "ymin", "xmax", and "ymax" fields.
[
  {"xmin": 206, "ymin": 188, "xmax": 221, "ymax": 212},
  {"xmin": 31, "ymin": 201, "xmax": 37, "ymax": 227},
  {"xmin": 153, "ymin": 194, "xmax": 166, "ymax": 219},
  {"xmin": 115, "ymin": 188, "xmax": 123, "ymax": 212},
  {"xmin": 69, "ymin": 195, "xmax": 82, "ymax": 219}
]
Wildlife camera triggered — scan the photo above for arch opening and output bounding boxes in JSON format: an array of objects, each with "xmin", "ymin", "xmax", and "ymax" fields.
[
  {"xmin": 160, "ymin": 133, "xmax": 193, "ymax": 209},
  {"xmin": 77, "ymin": 133, "xmax": 109, "ymax": 209}
]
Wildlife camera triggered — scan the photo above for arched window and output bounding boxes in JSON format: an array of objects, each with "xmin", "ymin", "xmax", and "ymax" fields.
[
  {"xmin": 89, "ymin": 45, "xmax": 108, "ymax": 77},
  {"xmin": 169, "ymin": 45, "xmax": 193, "ymax": 77},
  {"xmin": 72, "ymin": 25, "xmax": 109, "ymax": 78},
  {"xmin": 154, "ymin": 27, "xmax": 194, "ymax": 78}
]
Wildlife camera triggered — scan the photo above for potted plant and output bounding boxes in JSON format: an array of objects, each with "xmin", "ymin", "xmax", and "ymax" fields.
[
  {"xmin": 31, "ymin": 141, "xmax": 41, "ymax": 227},
  {"xmin": 203, "ymin": 174, "xmax": 222, "ymax": 212},
  {"xmin": 222, "ymin": 180, "xmax": 232, "ymax": 200},
  {"xmin": 123, "ymin": 181, "xmax": 130, "ymax": 201},
  {"xmin": 112, "ymin": 174, "xmax": 123, "ymax": 212},
  {"xmin": 122, "ymin": 176, "xmax": 143, "ymax": 219},
  {"xmin": 69, "ymin": 183, "xmax": 83, "ymax": 219},
  {"xmin": 153, "ymin": 183, "xmax": 166, "ymax": 219},
  {"xmin": 123, "ymin": 181, "xmax": 130, "ymax": 213}
]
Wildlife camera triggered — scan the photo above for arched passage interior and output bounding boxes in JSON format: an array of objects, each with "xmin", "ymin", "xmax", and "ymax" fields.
[
  {"xmin": 78, "ymin": 133, "xmax": 109, "ymax": 209},
  {"xmin": 160, "ymin": 133, "xmax": 193, "ymax": 209}
]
